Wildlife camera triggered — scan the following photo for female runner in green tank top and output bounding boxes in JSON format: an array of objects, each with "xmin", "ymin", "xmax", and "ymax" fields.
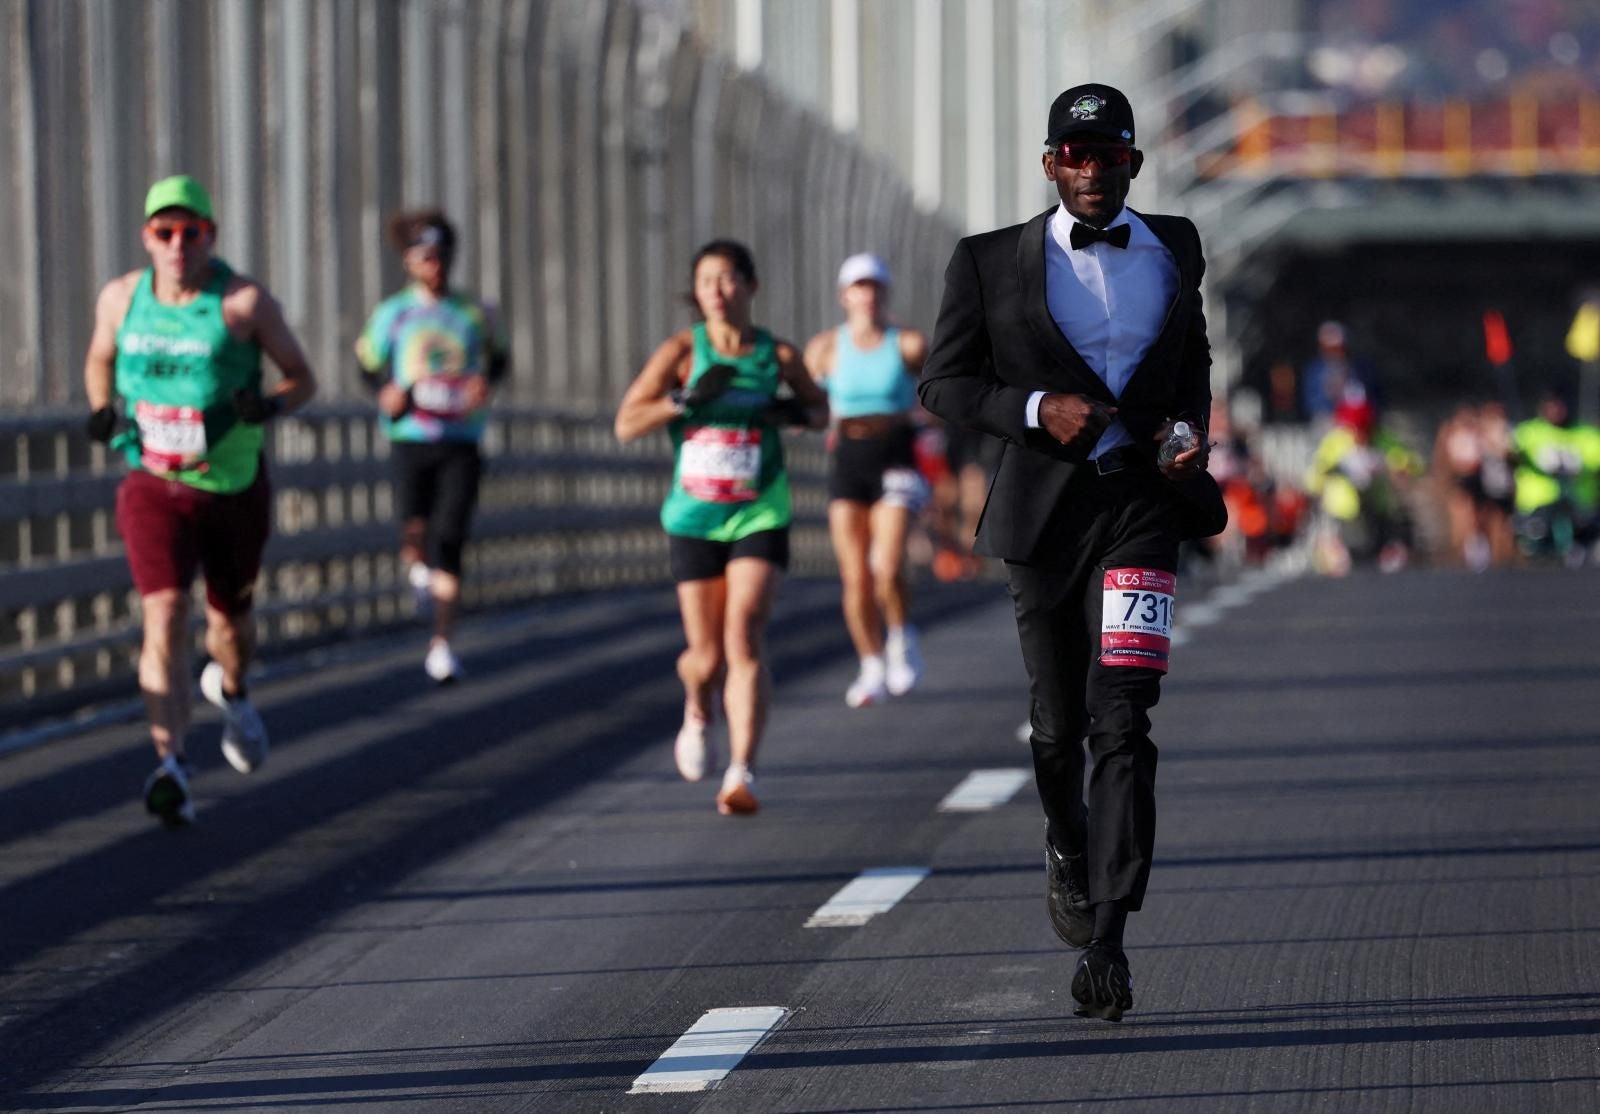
[{"xmin": 615, "ymin": 240, "xmax": 828, "ymax": 815}]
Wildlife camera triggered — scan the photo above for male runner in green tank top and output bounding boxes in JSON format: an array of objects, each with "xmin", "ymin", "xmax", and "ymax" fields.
[{"xmin": 81, "ymin": 175, "xmax": 318, "ymax": 826}]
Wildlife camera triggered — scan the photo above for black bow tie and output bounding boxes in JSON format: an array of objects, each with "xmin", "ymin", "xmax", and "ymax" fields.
[{"xmin": 1070, "ymin": 222, "xmax": 1131, "ymax": 250}]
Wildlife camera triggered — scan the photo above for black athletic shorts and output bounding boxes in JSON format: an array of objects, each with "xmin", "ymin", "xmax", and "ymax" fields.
[
  {"xmin": 828, "ymin": 425, "xmax": 926, "ymax": 507},
  {"xmin": 391, "ymin": 440, "xmax": 483, "ymax": 575},
  {"xmin": 668, "ymin": 528, "xmax": 790, "ymax": 583}
]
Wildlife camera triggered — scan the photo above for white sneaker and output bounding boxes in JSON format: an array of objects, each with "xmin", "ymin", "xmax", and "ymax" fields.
[
  {"xmin": 674, "ymin": 710, "xmax": 709, "ymax": 783},
  {"xmin": 845, "ymin": 657, "xmax": 889, "ymax": 708},
  {"xmin": 424, "ymin": 641, "xmax": 462, "ymax": 685},
  {"xmin": 408, "ymin": 563, "xmax": 433, "ymax": 613},
  {"xmin": 716, "ymin": 763, "xmax": 759, "ymax": 815},
  {"xmin": 885, "ymin": 627, "xmax": 923, "ymax": 696},
  {"xmin": 143, "ymin": 755, "xmax": 195, "ymax": 827},
  {"xmin": 200, "ymin": 662, "xmax": 269, "ymax": 774}
]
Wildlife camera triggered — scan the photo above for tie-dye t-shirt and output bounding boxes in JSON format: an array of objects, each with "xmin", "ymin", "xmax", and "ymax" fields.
[{"xmin": 357, "ymin": 287, "xmax": 504, "ymax": 443}]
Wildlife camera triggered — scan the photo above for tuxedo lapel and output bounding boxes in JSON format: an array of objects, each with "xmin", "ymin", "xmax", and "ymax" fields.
[
  {"xmin": 1119, "ymin": 210, "xmax": 1191, "ymax": 399},
  {"xmin": 1015, "ymin": 209, "xmax": 1116, "ymax": 403}
]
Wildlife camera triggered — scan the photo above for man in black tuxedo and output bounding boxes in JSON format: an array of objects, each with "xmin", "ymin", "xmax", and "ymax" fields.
[{"xmin": 919, "ymin": 83, "xmax": 1226, "ymax": 1022}]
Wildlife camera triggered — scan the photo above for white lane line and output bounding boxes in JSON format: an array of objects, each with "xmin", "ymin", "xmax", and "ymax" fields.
[
  {"xmin": 804, "ymin": 867, "xmax": 930, "ymax": 928},
  {"xmin": 628, "ymin": 1006, "xmax": 789, "ymax": 1094},
  {"xmin": 1179, "ymin": 602, "xmax": 1221, "ymax": 627},
  {"xmin": 1170, "ymin": 628, "xmax": 1191, "ymax": 647},
  {"xmin": 938, "ymin": 768, "xmax": 1031, "ymax": 812}
]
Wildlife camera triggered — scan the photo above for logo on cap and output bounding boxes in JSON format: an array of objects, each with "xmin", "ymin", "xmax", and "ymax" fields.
[{"xmin": 1070, "ymin": 94, "xmax": 1105, "ymax": 120}]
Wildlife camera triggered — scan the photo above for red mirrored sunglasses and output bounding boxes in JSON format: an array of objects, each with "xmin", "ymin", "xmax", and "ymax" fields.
[
  {"xmin": 1051, "ymin": 143, "xmax": 1133, "ymax": 169},
  {"xmin": 147, "ymin": 220, "xmax": 211, "ymax": 244}
]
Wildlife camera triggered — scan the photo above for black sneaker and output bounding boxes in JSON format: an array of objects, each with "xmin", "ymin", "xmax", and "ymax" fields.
[
  {"xmin": 1046, "ymin": 836, "xmax": 1093, "ymax": 948},
  {"xmin": 143, "ymin": 756, "xmax": 195, "ymax": 828},
  {"xmin": 1071, "ymin": 940, "xmax": 1133, "ymax": 1022}
]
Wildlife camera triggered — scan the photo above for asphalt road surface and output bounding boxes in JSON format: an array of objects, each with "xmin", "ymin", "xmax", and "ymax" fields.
[{"xmin": 2, "ymin": 565, "xmax": 1598, "ymax": 1112}]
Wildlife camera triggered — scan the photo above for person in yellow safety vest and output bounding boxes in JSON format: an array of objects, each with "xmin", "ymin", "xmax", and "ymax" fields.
[
  {"xmin": 1511, "ymin": 388, "xmax": 1600, "ymax": 560},
  {"xmin": 1305, "ymin": 394, "xmax": 1423, "ymax": 572}
]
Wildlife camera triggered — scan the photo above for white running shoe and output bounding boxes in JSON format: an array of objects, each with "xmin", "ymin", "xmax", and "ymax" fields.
[
  {"xmin": 143, "ymin": 755, "xmax": 195, "ymax": 827},
  {"xmin": 845, "ymin": 658, "xmax": 889, "ymax": 708},
  {"xmin": 408, "ymin": 562, "xmax": 433, "ymax": 613},
  {"xmin": 716, "ymin": 763, "xmax": 759, "ymax": 815},
  {"xmin": 424, "ymin": 640, "xmax": 462, "ymax": 685},
  {"xmin": 885, "ymin": 627, "xmax": 923, "ymax": 696},
  {"xmin": 200, "ymin": 662, "xmax": 269, "ymax": 774},
  {"xmin": 674, "ymin": 710, "xmax": 709, "ymax": 783}
]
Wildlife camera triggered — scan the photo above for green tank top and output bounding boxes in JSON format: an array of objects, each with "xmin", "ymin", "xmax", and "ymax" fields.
[
  {"xmin": 660, "ymin": 324, "xmax": 791, "ymax": 541},
  {"xmin": 114, "ymin": 261, "xmax": 265, "ymax": 493}
]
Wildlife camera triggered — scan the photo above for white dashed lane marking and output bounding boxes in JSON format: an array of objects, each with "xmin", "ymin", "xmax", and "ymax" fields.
[
  {"xmin": 938, "ymin": 768, "xmax": 1031, "ymax": 812},
  {"xmin": 629, "ymin": 1006, "xmax": 790, "ymax": 1094},
  {"xmin": 804, "ymin": 867, "xmax": 931, "ymax": 928}
]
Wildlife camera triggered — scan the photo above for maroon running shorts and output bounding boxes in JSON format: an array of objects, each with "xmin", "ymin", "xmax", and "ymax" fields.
[{"xmin": 115, "ymin": 465, "xmax": 272, "ymax": 615}]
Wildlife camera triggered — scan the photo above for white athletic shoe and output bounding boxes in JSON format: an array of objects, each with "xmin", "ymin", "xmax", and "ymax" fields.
[
  {"xmin": 200, "ymin": 662, "xmax": 269, "ymax": 774},
  {"xmin": 143, "ymin": 754, "xmax": 195, "ymax": 827},
  {"xmin": 424, "ymin": 640, "xmax": 462, "ymax": 685},
  {"xmin": 408, "ymin": 563, "xmax": 433, "ymax": 613},
  {"xmin": 716, "ymin": 763, "xmax": 759, "ymax": 815},
  {"xmin": 885, "ymin": 627, "xmax": 923, "ymax": 696},
  {"xmin": 845, "ymin": 658, "xmax": 889, "ymax": 708},
  {"xmin": 674, "ymin": 710, "xmax": 709, "ymax": 783}
]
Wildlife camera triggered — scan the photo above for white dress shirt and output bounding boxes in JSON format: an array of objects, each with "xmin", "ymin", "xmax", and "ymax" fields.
[{"xmin": 1025, "ymin": 204, "xmax": 1178, "ymax": 459}]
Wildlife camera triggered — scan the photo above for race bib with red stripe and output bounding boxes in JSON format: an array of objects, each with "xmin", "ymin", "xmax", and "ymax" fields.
[
  {"xmin": 1100, "ymin": 567, "xmax": 1177, "ymax": 672},
  {"xmin": 134, "ymin": 401, "xmax": 208, "ymax": 472},
  {"xmin": 680, "ymin": 426, "xmax": 762, "ymax": 503}
]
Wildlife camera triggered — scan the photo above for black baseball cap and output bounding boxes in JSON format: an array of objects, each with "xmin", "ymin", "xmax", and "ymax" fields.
[{"xmin": 1046, "ymin": 83, "xmax": 1136, "ymax": 146}]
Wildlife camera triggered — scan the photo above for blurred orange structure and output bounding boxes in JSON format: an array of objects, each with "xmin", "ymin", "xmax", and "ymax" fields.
[{"xmin": 1201, "ymin": 93, "xmax": 1600, "ymax": 178}]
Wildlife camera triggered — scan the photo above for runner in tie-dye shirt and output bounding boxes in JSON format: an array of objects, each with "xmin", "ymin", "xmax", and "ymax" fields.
[{"xmin": 357, "ymin": 210, "xmax": 507, "ymax": 685}]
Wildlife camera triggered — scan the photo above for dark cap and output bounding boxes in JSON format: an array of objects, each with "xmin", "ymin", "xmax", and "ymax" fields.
[{"xmin": 1046, "ymin": 83, "xmax": 1136, "ymax": 146}]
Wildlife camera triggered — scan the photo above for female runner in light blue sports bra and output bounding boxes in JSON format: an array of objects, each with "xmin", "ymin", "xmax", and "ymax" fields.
[{"xmin": 803, "ymin": 253, "xmax": 930, "ymax": 708}]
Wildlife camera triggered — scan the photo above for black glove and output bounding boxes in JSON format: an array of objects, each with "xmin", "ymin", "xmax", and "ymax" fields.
[
  {"xmin": 670, "ymin": 362, "xmax": 738, "ymax": 414},
  {"xmin": 85, "ymin": 406, "xmax": 117, "ymax": 444},
  {"xmin": 763, "ymin": 397, "xmax": 813, "ymax": 427},
  {"xmin": 232, "ymin": 389, "xmax": 282, "ymax": 424}
]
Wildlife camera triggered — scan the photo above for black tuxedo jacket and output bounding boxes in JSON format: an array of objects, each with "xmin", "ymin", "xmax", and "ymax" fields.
[{"xmin": 918, "ymin": 207, "xmax": 1227, "ymax": 561}]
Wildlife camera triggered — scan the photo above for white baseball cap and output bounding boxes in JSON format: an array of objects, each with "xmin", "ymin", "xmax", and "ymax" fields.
[{"xmin": 837, "ymin": 253, "xmax": 891, "ymax": 288}]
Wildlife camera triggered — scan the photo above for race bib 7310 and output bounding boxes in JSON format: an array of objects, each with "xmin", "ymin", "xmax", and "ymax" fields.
[{"xmin": 1100, "ymin": 567, "xmax": 1177, "ymax": 672}]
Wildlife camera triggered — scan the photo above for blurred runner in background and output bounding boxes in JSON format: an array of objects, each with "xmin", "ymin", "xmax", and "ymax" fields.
[
  {"xmin": 805, "ymin": 253, "xmax": 930, "ymax": 707},
  {"xmin": 82, "ymin": 175, "xmax": 317, "ymax": 826},
  {"xmin": 615, "ymin": 240, "xmax": 828, "ymax": 815},
  {"xmin": 358, "ymin": 210, "xmax": 507, "ymax": 685}
]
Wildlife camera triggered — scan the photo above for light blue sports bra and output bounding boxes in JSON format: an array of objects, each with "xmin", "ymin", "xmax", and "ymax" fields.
[{"xmin": 825, "ymin": 326, "xmax": 917, "ymax": 419}]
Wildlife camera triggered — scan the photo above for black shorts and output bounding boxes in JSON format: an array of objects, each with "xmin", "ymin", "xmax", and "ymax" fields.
[
  {"xmin": 392, "ymin": 440, "xmax": 483, "ymax": 575},
  {"xmin": 828, "ymin": 426, "xmax": 927, "ymax": 508},
  {"xmin": 668, "ymin": 528, "xmax": 790, "ymax": 582}
]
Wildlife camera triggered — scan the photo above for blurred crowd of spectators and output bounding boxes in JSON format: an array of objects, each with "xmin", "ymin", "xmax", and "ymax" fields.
[{"xmin": 1304, "ymin": 0, "xmax": 1600, "ymax": 100}]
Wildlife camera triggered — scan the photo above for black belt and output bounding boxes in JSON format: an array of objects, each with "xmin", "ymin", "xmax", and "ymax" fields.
[{"xmin": 1088, "ymin": 446, "xmax": 1148, "ymax": 476}]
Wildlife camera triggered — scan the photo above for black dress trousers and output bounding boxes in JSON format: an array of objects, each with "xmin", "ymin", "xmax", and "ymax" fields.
[{"xmin": 1005, "ymin": 464, "xmax": 1183, "ymax": 911}]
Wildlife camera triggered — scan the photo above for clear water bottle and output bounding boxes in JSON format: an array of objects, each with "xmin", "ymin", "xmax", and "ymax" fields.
[{"xmin": 1158, "ymin": 421, "xmax": 1199, "ymax": 468}]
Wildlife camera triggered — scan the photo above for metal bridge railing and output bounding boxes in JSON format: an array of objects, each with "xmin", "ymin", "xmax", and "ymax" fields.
[{"xmin": 0, "ymin": 408, "xmax": 830, "ymax": 708}]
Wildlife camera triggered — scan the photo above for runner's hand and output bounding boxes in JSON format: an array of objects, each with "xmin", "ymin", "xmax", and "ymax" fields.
[
  {"xmin": 85, "ymin": 406, "xmax": 117, "ymax": 444},
  {"xmin": 763, "ymin": 397, "xmax": 812, "ymax": 427},
  {"xmin": 233, "ymin": 389, "xmax": 282, "ymax": 424},
  {"xmin": 461, "ymin": 377, "xmax": 490, "ymax": 409},
  {"xmin": 671, "ymin": 362, "xmax": 738, "ymax": 414},
  {"xmin": 1038, "ymin": 393, "xmax": 1115, "ymax": 450},
  {"xmin": 377, "ymin": 383, "xmax": 413, "ymax": 419}
]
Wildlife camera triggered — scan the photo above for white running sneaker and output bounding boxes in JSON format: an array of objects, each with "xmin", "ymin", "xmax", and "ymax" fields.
[
  {"xmin": 408, "ymin": 562, "xmax": 433, "ymax": 613},
  {"xmin": 424, "ymin": 640, "xmax": 462, "ymax": 685},
  {"xmin": 885, "ymin": 626, "xmax": 924, "ymax": 696},
  {"xmin": 143, "ymin": 754, "xmax": 195, "ymax": 827},
  {"xmin": 674, "ymin": 710, "xmax": 709, "ymax": 783},
  {"xmin": 716, "ymin": 763, "xmax": 759, "ymax": 815},
  {"xmin": 200, "ymin": 662, "xmax": 269, "ymax": 774},
  {"xmin": 845, "ymin": 658, "xmax": 889, "ymax": 708}
]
